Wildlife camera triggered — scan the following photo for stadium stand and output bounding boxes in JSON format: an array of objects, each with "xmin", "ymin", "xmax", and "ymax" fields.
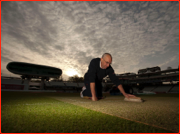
[
  {"xmin": 132, "ymin": 87, "xmax": 139, "ymax": 93},
  {"xmin": 44, "ymin": 81, "xmax": 66, "ymax": 87},
  {"xmin": 44, "ymin": 81, "xmax": 66, "ymax": 91},
  {"xmin": 1, "ymin": 78, "xmax": 29, "ymax": 90},
  {"xmin": 168, "ymin": 85, "xmax": 179, "ymax": 93},
  {"xmin": 2, "ymin": 78, "xmax": 23, "ymax": 85},
  {"xmin": 63, "ymin": 82, "xmax": 79, "ymax": 93},
  {"xmin": 77, "ymin": 83, "xmax": 84, "ymax": 88},
  {"xmin": 143, "ymin": 86, "xmax": 157, "ymax": 91},
  {"xmin": 153, "ymin": 85, "xmax": 174, "ymax": 93},
  {"xmin": 65, "ymin": 82, "xmax": 78, "ymax": 88}
]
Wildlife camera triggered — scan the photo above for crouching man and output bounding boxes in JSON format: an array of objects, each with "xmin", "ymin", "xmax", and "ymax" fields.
[{"xmin": 80, "ymin": 53, "xmax": 135, "ymax": 101}]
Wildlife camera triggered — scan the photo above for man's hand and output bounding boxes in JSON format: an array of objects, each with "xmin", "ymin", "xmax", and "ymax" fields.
[
  {"xmin": 124, "ymin": 93, "xmax": 136, "ymax": 99},
  {"xmin": 92, "ymin": 96, "xmax": 98, "ymax": 101},
  {"xmin": 90, "ymin": 83, "xmax": 98, "ymax": 101},
  {"xmin": 117, "ymin": 85, "xmax": 136, "ymax": 99}
]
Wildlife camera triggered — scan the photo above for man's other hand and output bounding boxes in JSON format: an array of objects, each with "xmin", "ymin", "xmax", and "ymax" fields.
[{"xmin": 92, "ymin": 96, "xmax": 98, "ymax": 101}]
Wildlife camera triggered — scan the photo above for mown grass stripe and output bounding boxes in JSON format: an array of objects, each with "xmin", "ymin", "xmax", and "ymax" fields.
[
  {"xmin": 58, "ymin": 99, "xmax": 177, "ymax": 133},
  {"xmin": 50, "ymin": 93, "xmax": 179, "ymax": 132},
  {"xmin": 100, "ymin": 110, "xmax": 177, "ymax": 133}
]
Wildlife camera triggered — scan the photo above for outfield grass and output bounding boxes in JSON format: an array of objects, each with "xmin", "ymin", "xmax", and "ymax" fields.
[{"xmin": 1, "ymin": 91, "xmax": 178, "ymax": 133}]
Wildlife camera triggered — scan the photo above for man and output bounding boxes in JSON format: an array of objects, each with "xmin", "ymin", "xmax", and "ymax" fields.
[{"xmin": 81, "ymin": 53, "xmax": 135, "ymax": 101}]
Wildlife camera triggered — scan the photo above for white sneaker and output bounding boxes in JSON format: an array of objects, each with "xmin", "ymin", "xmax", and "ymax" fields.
[
  {"xmin": 80, "ymin": 91, "xmax": 83, "ymax": 98},
  {"xmin": 80, "ymin": 86, "xmax": 86, "ymax": 98}
]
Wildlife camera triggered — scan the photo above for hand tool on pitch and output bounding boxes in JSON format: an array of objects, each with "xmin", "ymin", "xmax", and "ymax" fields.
[{"xmin": 124, "ymin": 96, "xmax": 144, "ymax": 102}]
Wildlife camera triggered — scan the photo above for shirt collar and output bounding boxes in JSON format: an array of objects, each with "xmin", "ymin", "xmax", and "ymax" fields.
[{"xmin": 100, "ymin": 60, "xmax": 103, "ymax": 69}]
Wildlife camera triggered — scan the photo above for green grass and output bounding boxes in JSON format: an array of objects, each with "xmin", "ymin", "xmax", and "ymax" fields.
[{"xmin": 1, "ymin": 91, "xmax": 178, "ymax": 133}]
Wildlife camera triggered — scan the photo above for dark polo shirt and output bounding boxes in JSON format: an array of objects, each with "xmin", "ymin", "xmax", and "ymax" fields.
[{"xmin": 84, "ymin": 58, "xmax": 121, "ymax": 86}]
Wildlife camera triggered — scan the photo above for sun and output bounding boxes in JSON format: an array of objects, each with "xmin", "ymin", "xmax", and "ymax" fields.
[{"xmin": 66, "ymin": 69, "xmax": 80, "ymax": 77}]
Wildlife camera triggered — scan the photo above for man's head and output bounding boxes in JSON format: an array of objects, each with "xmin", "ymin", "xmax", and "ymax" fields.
[{"xmin": 100, "ymin": 53, "xmax": 112, "ymax": 69}]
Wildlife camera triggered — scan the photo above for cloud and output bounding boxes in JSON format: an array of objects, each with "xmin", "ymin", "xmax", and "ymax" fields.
[{"xmin": 1, "ymin": 1, "xmax": 179, "ymax": 79}]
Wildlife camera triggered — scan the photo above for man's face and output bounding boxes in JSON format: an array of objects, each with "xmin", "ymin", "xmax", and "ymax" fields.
[{"xmin": 101, "ymin": 56, "xmax": 112, "ymax": 69}]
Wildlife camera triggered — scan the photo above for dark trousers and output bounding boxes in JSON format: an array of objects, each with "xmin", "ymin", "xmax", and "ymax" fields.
[{"xmin": 83, "ymin": 81, "xmax": 102, "ymax": 97}]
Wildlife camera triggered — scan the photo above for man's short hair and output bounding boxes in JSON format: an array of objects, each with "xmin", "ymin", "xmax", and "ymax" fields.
[{"xmin": 102, "ymin": 53, "xmax": 112, "ymax": 59}]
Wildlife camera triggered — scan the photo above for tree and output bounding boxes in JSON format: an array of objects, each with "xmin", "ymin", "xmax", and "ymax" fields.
[
  {"xmin": 59, "ymin": 75, "xmax": 64, "ymax": 81},
  {"xmin": 50, "ymin": 75, "xmax": 64, "ymax": 81},
  {"xmin": 68, "ymin": 75, "xmax": 84, "ymax": 82}
]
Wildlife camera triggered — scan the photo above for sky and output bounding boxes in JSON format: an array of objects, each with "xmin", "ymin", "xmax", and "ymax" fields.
[{"xmin": 1, "ymin": 1, "xmax": 179, "ymax": 80}]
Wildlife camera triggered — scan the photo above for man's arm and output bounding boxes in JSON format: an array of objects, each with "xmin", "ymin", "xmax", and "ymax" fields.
[
  {"xmin": 117, "ymin": 84, "xmax": 135, "ymax": 98},
  {"xmin": 90, "ymin": 82, "xmax": 98, "ymax": 101},
  {"xmin": 108, "ymin": 68, "xmax": 135, "ymax": 98}
]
